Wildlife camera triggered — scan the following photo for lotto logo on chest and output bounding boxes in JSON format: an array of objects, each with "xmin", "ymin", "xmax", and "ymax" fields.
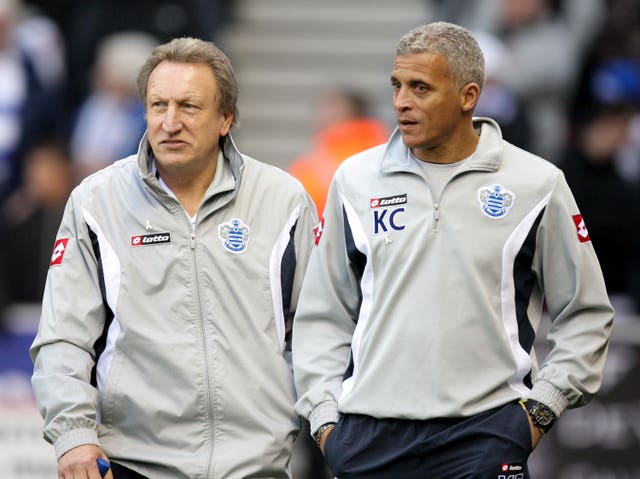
[
  {"xmin": 131, "ymin": 233, "xmax": 171, "ymax": 246},
  {"xmin": 370, "ymin": 193, "xmax": 407, "ymax": 234}
]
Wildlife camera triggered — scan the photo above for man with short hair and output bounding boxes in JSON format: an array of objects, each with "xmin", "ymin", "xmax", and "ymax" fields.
[
  {"xmin": 31, "ymin": 37, "xmax": 317, "ymax": 479},
  {"xmin": 293, "ymin": 22, "xmax": 614, "ymax": 478}
]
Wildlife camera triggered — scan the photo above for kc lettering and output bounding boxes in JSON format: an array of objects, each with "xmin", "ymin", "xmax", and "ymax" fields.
[{"xmin": 373, "ymin": 208, "xmax": 405, "ymax": 234}]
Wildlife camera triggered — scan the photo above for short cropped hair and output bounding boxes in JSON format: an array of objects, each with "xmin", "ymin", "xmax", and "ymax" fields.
[
  {"xmin": 396, "ymin": 22, "xmax": 485, "ymax": 91},
  {"xmin": 137, "ymin": 37, "xmax": 239, "ymax": 126}
]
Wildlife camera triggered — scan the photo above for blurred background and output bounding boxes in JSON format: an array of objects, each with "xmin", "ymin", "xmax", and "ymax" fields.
[{"xmin": 0, "ymin": 0, "xmax": 638, "ymax": 477}]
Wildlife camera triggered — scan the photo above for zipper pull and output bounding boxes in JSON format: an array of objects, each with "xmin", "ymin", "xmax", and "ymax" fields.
[{"xmin": 190, "ymin": 232, "xmax": 196, "ymax": 249}]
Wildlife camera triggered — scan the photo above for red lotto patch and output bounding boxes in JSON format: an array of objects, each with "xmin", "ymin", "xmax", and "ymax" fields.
[
  {"xmin": 572, "ymin": 214, "xmax": 591, "ymax": 243},
  {"xmin": 50, "ymin": 238, "xmax": 69, "ymax": 266},
  {"xmin": 313, "ymin": 217, "xmax": 324, "ymax": 246}
]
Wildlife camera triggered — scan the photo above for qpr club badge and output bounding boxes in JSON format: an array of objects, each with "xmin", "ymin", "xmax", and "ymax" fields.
[
  {"xmin": 478, "ymin": 184, "xmax": 515, "ymax": 219},
  {"xmin": 218, "ymin": 218, "xmax": 250, "ymax": 253}
]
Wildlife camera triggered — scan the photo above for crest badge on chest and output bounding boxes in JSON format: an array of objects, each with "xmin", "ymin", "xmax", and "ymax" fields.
[
  {"xmin": 218, "ymin": 218, "xmax": 250, "ymax": 253},
  {"xmin": 478, "ymin": 184, "xmax": 515, "ymax": 219}
]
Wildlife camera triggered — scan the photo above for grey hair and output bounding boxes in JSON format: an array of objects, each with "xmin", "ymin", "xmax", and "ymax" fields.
[
  {"xmin": 396, "ymin": 22, "xmax": 485, "ymax": 91},
  {"xmin": 136, "ymin": 37, "xmax": 239, "ymax": 127}
]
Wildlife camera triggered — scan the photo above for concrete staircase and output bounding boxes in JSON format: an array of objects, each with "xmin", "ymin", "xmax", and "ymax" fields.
[{"xmin": 218, "ymin": 0, "xmax": 430, "ymax": 169}]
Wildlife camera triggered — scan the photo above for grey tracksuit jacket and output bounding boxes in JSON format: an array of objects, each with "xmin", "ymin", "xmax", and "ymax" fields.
[
  {"xmin": 30, "ymin": 133, "xmax": 317, "ymax": 478},
  {"xmin": 293, "ymin": 118, "xmax": 614, "ymax": 437}
]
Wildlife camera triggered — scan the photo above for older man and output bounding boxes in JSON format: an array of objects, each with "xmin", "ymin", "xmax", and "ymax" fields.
[{"xmin": 31, "ymin": 38, "xmax": 317, "ymax": 479}]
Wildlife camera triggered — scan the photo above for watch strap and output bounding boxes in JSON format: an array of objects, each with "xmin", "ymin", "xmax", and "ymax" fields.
[
  {"xmin": 313, "ymin": 422, "xmax": 336, "ymax": 445},
  {"xmin": 520, "ymin": 399, "xmax": 556, "ymax": 434}
]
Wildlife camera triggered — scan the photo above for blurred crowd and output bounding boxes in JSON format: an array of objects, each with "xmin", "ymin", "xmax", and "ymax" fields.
[{"xmin": 0, "ymin": 0, "xmax": 639, "ymax": 328}]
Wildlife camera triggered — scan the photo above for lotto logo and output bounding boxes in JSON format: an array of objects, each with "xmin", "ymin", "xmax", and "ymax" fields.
[
  {"xmin": 50, "ymin": 238, "xmax": 69, "ymax": 266},
  {"xmin": 313, "ymin": 217, "xmax": 324, "ymax": 246},
  {"xmin": 498, "ymin": 463, "xmax": 524, "ymax": 479},
  {"xmin": 572, "ymin": 214, "xmax": 590, "ymax": 243},
  {"xmin": 370, "ymin": 194, "xmax": 407, "ymax": 209},
  {"xmin": 131, "ymin": 232, "xmax": 171, "ymax": 246}
]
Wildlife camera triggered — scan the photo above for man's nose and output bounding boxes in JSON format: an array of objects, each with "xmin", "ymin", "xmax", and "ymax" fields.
[
  {"xmin": 393, "ymin": 87, "xmax": 411, "ymax": 111},
  {"xmin": 162, "ymin": 105, "xmax": 182, "ymax": 133}
]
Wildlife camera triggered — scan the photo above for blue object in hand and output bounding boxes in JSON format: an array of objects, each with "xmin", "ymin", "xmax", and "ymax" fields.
[{"xmin": 97, "ymin": 458, "xmax": 111, "ymax": 477}]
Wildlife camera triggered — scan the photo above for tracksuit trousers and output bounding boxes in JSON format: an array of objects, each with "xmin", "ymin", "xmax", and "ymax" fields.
[{"xmin": 322, "ymin": 401, "xmax": 533, "ymax": 479}]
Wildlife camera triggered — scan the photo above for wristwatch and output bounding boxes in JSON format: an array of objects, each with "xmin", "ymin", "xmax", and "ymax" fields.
[
  {"xmin": 520, "ymin": 399, "xmax": 557, "ymax": 434},
  {"xmin": 313, "ymin": 422, "xmax": 336, "ymax": 446}
]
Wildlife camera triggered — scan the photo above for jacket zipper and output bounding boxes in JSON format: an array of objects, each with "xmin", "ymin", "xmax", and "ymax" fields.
[{"xmin": 189, "ymin": 225, "xmax": 215, "ymax": 478}]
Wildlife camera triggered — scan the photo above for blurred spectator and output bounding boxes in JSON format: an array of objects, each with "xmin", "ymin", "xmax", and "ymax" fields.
[
  {"xmin": 289, "ymin": 88, "xmax": 390, "ymax": 215},
  {"xmin": 561, "ymin": 102, "xmax": 640, "ymax": 315},
  {"xmin": 474, "ymin": 30, "xmax": 531, "ymax": 150},
  {"xmin": 0, "ymin": 139, "xmax": 74, "ymax": 329},
  {"xmin": 69, "ymin": 31, "xmax": 157, "ymax": 179},
  {"xmin": 0, "ymin": 0, "xmax": 67, "ymax": 201},
  {"xmin": 25, "ymin": 0, "xmax": 233, "ymax": 111},
  {"xmin": 561, "ymin": 0, "xmax": 640, "ymax": 314},
  {"xmin": 570, "ymin": 0, "xmax": 640, "ymax": 184},
  {"xmin": 432, "ymin": 0, "xmax": 606, "ymax": 160}
]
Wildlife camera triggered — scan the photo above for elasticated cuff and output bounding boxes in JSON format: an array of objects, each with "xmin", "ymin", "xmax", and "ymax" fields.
[
  {"xmin": 54, "ymin": 427, "xmax": 100, "ymax": 460},
  {"xmin": 308, "ymin": 400, "xmax": 339, "ymax": 438},
  {"xmin": 527, "ymin": 380, "xmax": 569, "ymax": 418}
]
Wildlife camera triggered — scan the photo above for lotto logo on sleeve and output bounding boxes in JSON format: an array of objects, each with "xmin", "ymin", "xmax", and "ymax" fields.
[
  {"xmin": 50, "ymin": 238, "xmax": 69, "ymax": 266},
  {"xmin": 313, "ymin": 217, "xmax": 325, "ymax": 246},
  {"xmin": 572, "ymin": 214, "xmax": 591, "ymax": 243}
]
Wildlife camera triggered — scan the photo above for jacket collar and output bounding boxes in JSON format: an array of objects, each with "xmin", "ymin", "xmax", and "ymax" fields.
[
  {"xmin": 137, "ymin": 132, "xmax": 245, "ymax": 200},
  {"xmin": 380, "ymin": 117, "xmax": 504, "ymax": 174}
]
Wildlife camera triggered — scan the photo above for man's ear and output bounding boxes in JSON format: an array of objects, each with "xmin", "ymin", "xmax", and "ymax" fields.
[
  {"xmin": 460, "ymin": 82, "xmax": 480, "ymax": 113},
  {"xmin": 220, "ymin": 112, "xmax": 234, "ymax": 137}
]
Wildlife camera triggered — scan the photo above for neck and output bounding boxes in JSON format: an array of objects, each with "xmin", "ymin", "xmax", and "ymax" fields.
[
  {"xmin": 413, "ymin": 122, "xmax": 479, "ymax": 164},
  {"xmin": 157, "ymin": 157, "xmax": 217, "ymax": 217}
]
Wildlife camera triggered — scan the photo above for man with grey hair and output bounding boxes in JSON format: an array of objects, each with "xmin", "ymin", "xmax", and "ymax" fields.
[
  {"xmin": 31, "ymin": 37, "xmax": 317, "ymax": 479},
  {"xmin": 293, "ymin": 21, "xmax": 613, "ymax": 478}
]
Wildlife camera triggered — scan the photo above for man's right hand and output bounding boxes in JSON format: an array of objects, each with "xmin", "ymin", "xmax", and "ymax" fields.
[
  {"xmin": 57, "ymin": 444, "xmax": 113, "ymax": 479},
  {"xmin": 318, "ymin": 424, "xmax": 335, "ymax": 454}
]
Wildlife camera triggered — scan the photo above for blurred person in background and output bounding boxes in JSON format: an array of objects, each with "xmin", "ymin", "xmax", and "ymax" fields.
[
  {"xmin": 0, "ymin": 139, "xmax": 74, "ymax": 330},
  {"xmin": 431, "ymin": 0, "xmax": 606, "ymax": 160},
  {"xmin": 562, "ymin": 56, "xmax": 640, "ymax": 316},
  {"xmin": 25, "ymin": 0, "xmax": 233, "ymax": 112},
  {"xmin": 30, "ymin": 37, "xmax": 316, "ymax": 479},
  {"xmin": 473, "ymin": 31, "xmax": 531, "ymax": 151},
  {"xmin": 289, "ymin": 87, "xmax": 389, "ymax": 215},
  {"xmin": 69, "ymin": 31, "xmax": 157, "ymax": 180},
  {"xmin": 293, "ymin": 21, "xmax": 614, "ymax": 478},
  {"xmin": 0, "ymin": 0, "xmax": 66, "ymax": 201}
]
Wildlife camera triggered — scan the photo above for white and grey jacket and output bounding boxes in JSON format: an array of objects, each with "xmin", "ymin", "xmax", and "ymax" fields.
[
  {"xmin": 31, "ymin": 133, "xmax": 318, "ymax": 479},
  {"xmin": 293, "ymin": 118, "xmax": 614, "ymax": 438}
]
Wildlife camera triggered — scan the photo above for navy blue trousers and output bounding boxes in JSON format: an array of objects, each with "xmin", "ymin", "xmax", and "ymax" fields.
[
  {"xmin": 109, "ymin": 462, "xmax": 148, "ymax": 479},
  {"xmin": 323, "ymin": 401, "xmax": 532, "ymax": 479}
]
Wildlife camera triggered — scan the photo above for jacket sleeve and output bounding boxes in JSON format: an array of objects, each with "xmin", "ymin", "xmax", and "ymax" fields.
[
  {"xmin": 282, "ymin": 190, "xmax": 318, "ymax": 364},
  {"xmin": 529, "ymin": 172, "xmax": 614, "ymax": 417},
  {"xmin": 293, "ymin": 175, "xmax": 361, "ymax": 436},
  {"xmin": 288, "ymin": 191, "xmax": 319, "ymax": 334},
  {"xmin": 30, "ymin": 192, "xmax": 107, "ymax": 459}
]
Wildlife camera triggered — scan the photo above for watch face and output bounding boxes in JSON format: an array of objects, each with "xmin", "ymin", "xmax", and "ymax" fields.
[
  {"xmin": 531, "ymin": 403, "xmax": 555, "ymax": 426},
  {"xmin": 536, "ymin": 407, "xmax": 553, "ymax": 426}
]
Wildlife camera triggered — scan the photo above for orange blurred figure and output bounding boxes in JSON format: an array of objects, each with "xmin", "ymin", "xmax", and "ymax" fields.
[{"xmin": 289, "ymin": 88, "xmax": 389, "ymax": 215}]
